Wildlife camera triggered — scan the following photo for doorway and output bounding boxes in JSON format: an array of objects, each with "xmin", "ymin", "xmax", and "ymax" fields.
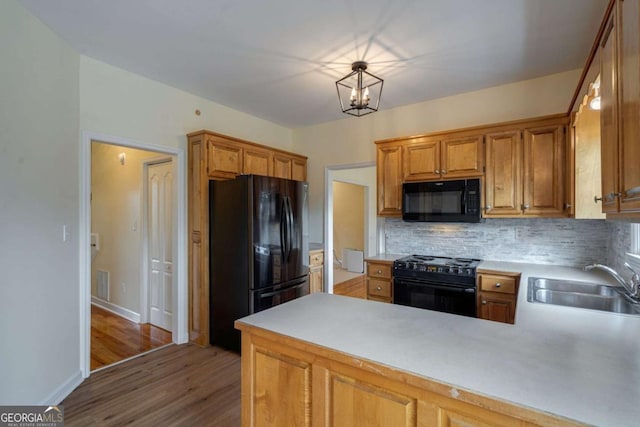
[
  {"xmin": 89, "ymin": 142, "xmax": 174, "ymax": 370},
  {"xmin": 80, "ymin": 132, "xmax": 188, "ymax": 378},
  {"xmin": 324, "ymin": 163, "xmax": 377, "ymax": 293}
]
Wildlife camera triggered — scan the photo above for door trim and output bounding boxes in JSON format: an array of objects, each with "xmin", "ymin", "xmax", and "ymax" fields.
[{"xmin": 79, "ymin": 131, "xmax": 188, "ymax": 378}]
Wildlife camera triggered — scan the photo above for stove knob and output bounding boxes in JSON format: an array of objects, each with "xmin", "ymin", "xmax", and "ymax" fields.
[
  {"xmin": 448, "ymin": 267, "xmax": 455, "ymax": 274},
  {"xmin": 437, "ymin": 267, "xmax": 444, "ymax": 273},
  {"xmin": 466, "ymin": 268, "xmax": 472, "ymax": 275},
  {"xmin": 457, "ymin": 268, "xmax": 464, "ymax": 274}
]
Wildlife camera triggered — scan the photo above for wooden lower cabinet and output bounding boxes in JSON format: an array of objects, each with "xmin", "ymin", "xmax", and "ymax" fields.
[
  {"xmin": 365, "ymin": 260, "xmax": 393, "ymax": 303},
  {"xmin": 477, "ymin": 270, "xmax": 520, "ymax": 324},
  {"xmin": 309, "ymin": 249, "xmax": 324, "ymax": 293},
  {"xmin": 237, "ymin": 326, "xmax": 584, "ymax": 427}
]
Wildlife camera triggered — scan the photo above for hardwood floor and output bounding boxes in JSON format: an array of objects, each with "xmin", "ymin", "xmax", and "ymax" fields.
[
  {"xmin": 91, "ymin": 305, "xmax": 172, "ymax": 370},
  {"xmin": 64, "ymin": 344, "xmax": 241, "ymax": 426},
  {"xmin": 333, "ymin": 274, "xmax": 366, "ymax": 299}
]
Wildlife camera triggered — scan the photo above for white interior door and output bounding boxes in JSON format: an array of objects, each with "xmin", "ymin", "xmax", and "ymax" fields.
[{"xmin": 148, "ymin": 160, "xmax": 173, "ymax": 331}]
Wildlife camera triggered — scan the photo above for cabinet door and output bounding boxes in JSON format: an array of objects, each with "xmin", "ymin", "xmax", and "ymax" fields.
[
  {"xmin": 253, "ymin": 349, "xmax": 312, "ymax": 427},
  {"xmin": 441, "ymin": 135, "xmax": 484, "ymax": 178},
  {"xmin": 244, "ymin": 146, "xmax": 272, "ymax": 176},
  {"xmin": 600, "ymin": 11, "xmax": 621, "ymax": 213},
  {"xmin": 523, "ymin": 125, "xmax": 566, "ymax": 217},
  {"xmin": 206, "ymin": 137, "xmax": 242, "ymax": 179},
  {"xmin": 478, "ymin": 292, "xmax": 515, "ymax": 324},
  {"xmin": 402, "ymin": 139, "xmax": 440, "ymax": 181},
  {"xmin": 309, "ymin": 267, "xmax": 323, "ymax": 293},
  {"xmin": 484, "ymin": 131, "xmax": 522, "ymax": 217},
  {"xmin": 329, "ymin": 374, "xmax": 417, "ymax": 427},
  {"xmin": 273, "ymin": 154, "xmax": 293, "ymax": 179},
  {"xmin": 618, "ymin": 0, "xmax": 640, "ymax": 212},
  {"xmin": 292, "ymin": 158, "xmax": 307, "ymax": 181},
  {"xmin": 377, "ymin": 145, "xmax": 403, "ymax": 216}
]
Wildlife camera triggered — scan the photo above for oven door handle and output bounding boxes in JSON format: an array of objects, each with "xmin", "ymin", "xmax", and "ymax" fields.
[{"xmin": 396, "ymin": 279, "xmax": 475, "ymax": 293}]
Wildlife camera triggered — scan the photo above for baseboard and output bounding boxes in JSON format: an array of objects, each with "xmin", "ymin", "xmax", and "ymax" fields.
[
  {"xmin": 91, "ymin": 297, "xmax": 141, "ymax": 323},
  {"xmin": 40, "ymin": 370, "xmax": 83, "ymax": 405}
]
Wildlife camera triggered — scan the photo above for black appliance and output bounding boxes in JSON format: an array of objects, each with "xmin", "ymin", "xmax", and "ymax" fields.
[
  {"xmin": 402, "ymin": 178, "xmax": 481, "ymax": 222},
  {"xmin": 209, "ymin": 175, "xmax": 310, "ymax": 352},
  {"xmin": 393, "ymin": 255, "xmax": 481, "ymax": 317}
]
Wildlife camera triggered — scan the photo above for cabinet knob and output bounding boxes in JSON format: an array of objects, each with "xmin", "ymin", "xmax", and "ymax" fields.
[
  {"xmin": 564, "ymin": 203, "xmax": 572, "ymax": 210},
  {"xmin": 521, "ymin": 204, "xmax": 530, "ymax": 210},
  {"xmin": 495, "ymin": 283, "xmax": 501, "ymax": 288},
  {"xmin": 377, "ymin": 269, "xmax": 382, "ymax": 274},
  {"xmin": 484, "ymin": 205, "xmax": 492, "ymax": 211},
  {"xmin": 594, "ymin": 195, "xmax": 603, "ymax": 203},
  {"xmin": 435, "ymin": 170, "xmax": 440, "ymax": 174},
  {"xmin": 376, "ymin": 286, "xmax": 382, "ymax": 291},
  {"xmin": 441, "ymin": 169, "xmax": 447, "ymax": 174},
  {"xmin": 482, "ymin": 300, "xmax": 487, "ymax": 305}
]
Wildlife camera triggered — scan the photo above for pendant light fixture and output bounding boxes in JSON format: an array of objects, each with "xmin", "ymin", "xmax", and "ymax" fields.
[{"xmin": 336, "ymin": 61, "xmax": 383, "ymax": 117}]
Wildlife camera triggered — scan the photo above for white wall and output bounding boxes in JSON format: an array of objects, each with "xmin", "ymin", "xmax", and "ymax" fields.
[
  {"xmin": 293, "ymin": 69, "xmax": 582, "ymax": 243},
  {"xmin": 80, "ymin": 56, "xmax": 293, "ymax": 153},
  {"xmin": 0, "ymin": 0, "xmax": 81, "ymax": 404}
]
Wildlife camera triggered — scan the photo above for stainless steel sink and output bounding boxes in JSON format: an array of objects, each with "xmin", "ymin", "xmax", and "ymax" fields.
[{"xmin": 528, "ymin": 277, "xmax": 640, "ymax": 315}]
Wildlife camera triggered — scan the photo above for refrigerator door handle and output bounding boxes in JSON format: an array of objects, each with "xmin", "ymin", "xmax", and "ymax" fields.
[
  {"xmin": 280, "ymin": 198, "xmax": 288, "ymax": 260},
  {"xmin": 286, "ymin": 196, "xmax": 294, "ymax": 261}
]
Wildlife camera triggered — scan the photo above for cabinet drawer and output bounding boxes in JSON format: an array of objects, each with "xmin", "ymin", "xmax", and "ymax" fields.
[
  {"xmin": 309, "ymin": 251, "xmax": 324, "ymax": 267},
  {"xmin": 479, "ymin": 274, "xmax": 516, "ymax": 294},
  {"xmin": 367, "ymin": 278, "xmax": 391, "ymax": 299},
  {"xmin": 367, "ymin": 262, "xmax": 391, "ymax": 279}
]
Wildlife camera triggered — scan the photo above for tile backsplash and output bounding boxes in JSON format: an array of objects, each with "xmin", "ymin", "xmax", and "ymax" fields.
[
  {"xmin": 607, "ymin": 220, "xmax": 633, "ymax": 278},
  {"xmin": 384, "ymin": 218, "xmax": 612, "ymax": 267}
]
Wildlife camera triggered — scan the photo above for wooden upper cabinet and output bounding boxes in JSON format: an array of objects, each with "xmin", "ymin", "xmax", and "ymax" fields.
[
  {"xmin": 617, "ymin": 0, "xmax": 640, "ymax": 213},
  {"xmin": 206, "ymin": 136, "xmax": 243, "ymax": 179},
  {"xmin": 484, "ymin": 131, "xmax": 522, "ymax": 216},
  {"xmin": 273, "ymin": 154, "xmax": 293, "ymax": 179},
  {"xmin": 484, "ymin": 118, "xmax": 568, "ymax": 218},
  {"xmin": 377, "ymin": 144, "xmax": 403, "ymax": 216},
  {"xmin": 600, "ymin": 10, "xmax": 621, "ymax": 214},
  {"xmin": 441, "ymin": 135, "xmax": 484, "ymax": 178},
  {"xmin": 402, "ymin": 139, "xmax": 440, "ymax": 181},
  {"xmin": 272, "ymin": 153, "xmax": 307, "ymax": 181},
  {"xmin": 402, "ymin": 136, "xmax": 483, "ymax": 181},
  {"xmin": 292, "ymin": 158, "xmax": 307, "ymax": 181},
  {"xmin": 523, "ymin": 125, "xmax": 565, "ymax": 216},
  {"xmin": 243, "ymin": 146, "xmax": 272, "ymax": 176}
]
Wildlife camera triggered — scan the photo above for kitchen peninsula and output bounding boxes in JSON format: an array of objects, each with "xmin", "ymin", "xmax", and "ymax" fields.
[{"xmin": 235, "ymin": 262, "xmax": 640, "ymax": 427}]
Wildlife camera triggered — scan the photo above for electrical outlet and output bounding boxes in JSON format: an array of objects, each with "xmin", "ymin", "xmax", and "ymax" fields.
[{"xmin": 62, "ymin": 225, "xmax": 70, "ymax": 242}]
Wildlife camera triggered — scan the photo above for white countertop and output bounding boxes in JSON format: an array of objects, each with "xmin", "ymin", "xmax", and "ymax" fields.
[{"xmin": 237, "ymin": 261, "xmax": 640, "ymax": 427}]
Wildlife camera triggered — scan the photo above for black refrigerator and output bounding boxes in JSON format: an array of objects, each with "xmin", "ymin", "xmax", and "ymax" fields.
[{"xmin": 209, "ymin": 175, "xmax": 310, "ymax": 351}]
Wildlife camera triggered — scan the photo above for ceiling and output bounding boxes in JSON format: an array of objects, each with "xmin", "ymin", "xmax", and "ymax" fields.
[{"xmin": 20, "ymin": 0, "xmax": 609, "ymax": 129}]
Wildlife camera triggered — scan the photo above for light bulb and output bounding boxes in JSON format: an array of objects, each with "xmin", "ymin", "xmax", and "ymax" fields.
[
  {"xmin": 350, "ymin": 87, "xmax": 356, "ymax": 102},
  {"xmin": 590, "ymin": 96, "xmax": 601, "ymax": 111}
]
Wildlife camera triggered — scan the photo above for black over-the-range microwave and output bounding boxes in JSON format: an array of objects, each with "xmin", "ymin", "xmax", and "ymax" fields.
[{"xmin": 402, "ymin": 178, "xmax": 482, "ymax": 222}]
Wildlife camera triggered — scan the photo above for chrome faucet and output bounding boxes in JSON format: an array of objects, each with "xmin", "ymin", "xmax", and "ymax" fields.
[{"xmin": 583, "ymin": 262, "xmax": 640, "ymax": 300}]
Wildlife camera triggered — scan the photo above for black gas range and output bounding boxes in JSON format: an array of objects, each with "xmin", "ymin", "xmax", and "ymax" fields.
[{"xmin": 393, "ymin": 255, "xmax": 482, "ymax": 317}]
